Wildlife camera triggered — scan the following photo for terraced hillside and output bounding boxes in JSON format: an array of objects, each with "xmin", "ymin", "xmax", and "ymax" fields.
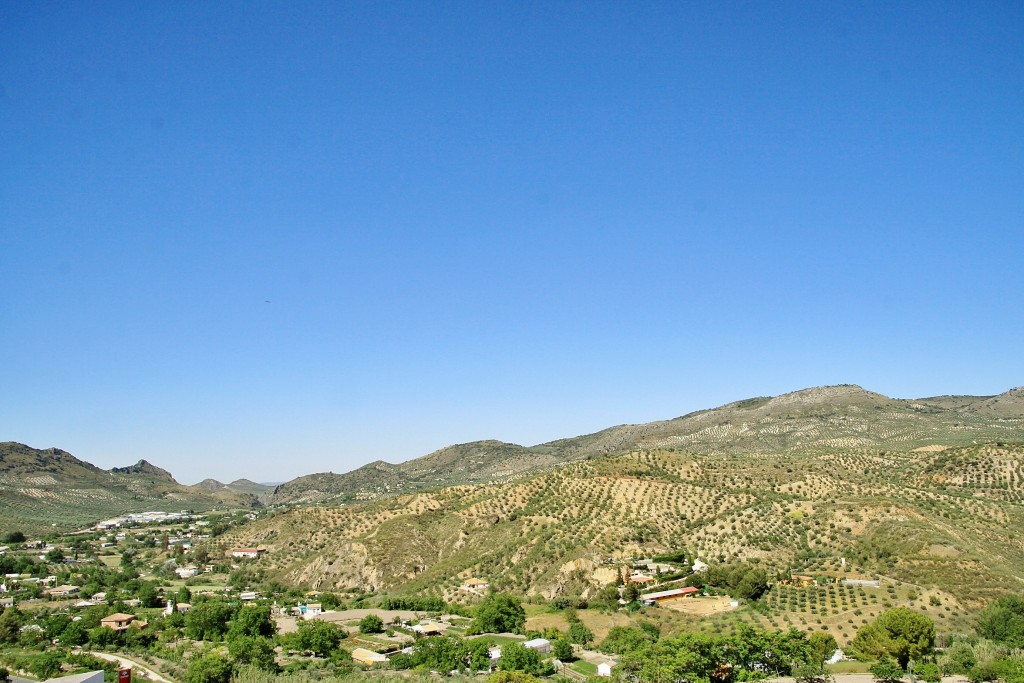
[
  {"xmin": 216, "ymin": 442, "xmax": 1024, "ymax": 613},
  {"xmin": 0, "ymin": 442, "xmax": 257, "ymax": 534},
  {"xmin": 266, "ymin": 385, "xmax": 1024, "ymax": 504}
]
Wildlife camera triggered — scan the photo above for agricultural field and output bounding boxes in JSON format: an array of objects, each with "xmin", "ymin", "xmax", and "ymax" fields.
[{"xmin": 212, "ymin": 439, "xmax": 1024, "ymax": 643}]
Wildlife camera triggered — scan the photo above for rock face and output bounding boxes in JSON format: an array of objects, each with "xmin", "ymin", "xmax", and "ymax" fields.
[{"xmin": 111, "ymin": 459, "xmax": 177, "ymax": 482}]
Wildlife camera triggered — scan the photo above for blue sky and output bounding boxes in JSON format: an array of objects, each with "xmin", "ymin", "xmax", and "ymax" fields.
[{"xmin": 2, "ymin": 2, "xmax": 1022, "ymax": 483}]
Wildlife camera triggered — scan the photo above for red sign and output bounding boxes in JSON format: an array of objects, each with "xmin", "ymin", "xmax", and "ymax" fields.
[{"xmin": 119, "ymin": 669, "xmax": 131, "ymax": 683}]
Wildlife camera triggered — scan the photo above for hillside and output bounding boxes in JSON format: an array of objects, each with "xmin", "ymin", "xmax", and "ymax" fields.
[
  {"xmin": 0, "ymin": 442, "xmax": 257, "ymax": 534},
  {"xmin": 267, "ymin": 384, "xmax": 1024, "ymax": 504},
  {"xmin": 193, "ymin": 477, "xmax": 272, "ymax": 496},
  {"xmin": 216, "ymin": 441, "xmax": 1024, "ymax": 625}
]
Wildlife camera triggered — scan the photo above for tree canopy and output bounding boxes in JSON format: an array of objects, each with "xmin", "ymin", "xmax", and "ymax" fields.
[
  {"xmin": 852, "ymin": 608, "xmax": 935, "ymax": 669},
  {"xmin": 472, "ymin": 593, "xmax": 526, "ymax": 634},
  {"xmin": 977, "ymin": 595, "xmax": 1024, "ymax": 647}
]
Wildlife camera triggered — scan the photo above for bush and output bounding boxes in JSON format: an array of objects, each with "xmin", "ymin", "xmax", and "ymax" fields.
[
  {"xmin": 915, "ymin": 662, "xmax": 941, "ymax": 682},
  {"xmin": 977, "ymin": 595, "xmax": 1024, "ymax": 647},
  {"xmin": 186, "ymin": 653, "xmax": 232, "ymax": 683},
  {"xmin": 793, "ymin": 661, "xmax": 833, "ymax": 683},
  {"xmin": 359, "ymin": 614, "xmax": 384, "ymax": 634},
  {"xmin": 870, "ymin": 657, "xmax": 905, "ymax": 683}
]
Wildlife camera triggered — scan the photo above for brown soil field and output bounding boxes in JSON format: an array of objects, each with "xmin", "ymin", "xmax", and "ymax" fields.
[{"xmin": 658, "ymin": 596, "xmax": 738, "ymax": 616}]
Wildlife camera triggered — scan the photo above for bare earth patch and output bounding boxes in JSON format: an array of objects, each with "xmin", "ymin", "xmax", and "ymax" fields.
[{"xmin": 658, "ymin": 596, "xmax": 737, "ymax": 616}]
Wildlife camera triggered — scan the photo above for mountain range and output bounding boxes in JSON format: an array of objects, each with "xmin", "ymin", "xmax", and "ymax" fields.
[
  {"xmin": 2, "ymin": 384, "xmax": 1022, "ymax": 534},
  {"xmin": 265, "ymin": 384, "xmax": 1024, "ymax": 504}
]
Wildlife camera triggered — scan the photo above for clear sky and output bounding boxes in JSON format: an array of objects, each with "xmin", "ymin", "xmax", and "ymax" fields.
[{"xmin": 2, "ymin": 2, "xmax": 1022, "ymax": 484}]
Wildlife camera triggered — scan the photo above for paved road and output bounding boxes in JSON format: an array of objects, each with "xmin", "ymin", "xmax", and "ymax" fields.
[{"xmin": 79, "ymin": 651, "xmax": 175, "ymax": 683}]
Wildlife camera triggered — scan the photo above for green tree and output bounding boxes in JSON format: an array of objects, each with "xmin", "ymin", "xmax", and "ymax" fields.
[
  {"xmin": 186, "ymin": 653, "xmax": 233, "ymax": 683},
  {"xmin": 228, "ymin": 605, "xmax": 275, "ymax": 640},
  {"xmin": 0, "ymin": 607, "xmax": 23, "ymax": 644},
  {"xmin": 852, "ymin": 608, "xmax": 935, "ymax": 669},
  {"xmin": 296, "ymin": 619, "xmax": 342, "ymax": 657},
  {"xmin": 184, "ymin": 601, "xmax": 236, "ymax": 641},
  {"xmin": 621, "ymin": 632, "xmax": 725, "ymax": 683},
  {"xmin": 623, "ymin": 582, "xmax": 641, "ymax": 602},
  {"xmin": 498, "ymin": 642, "xmax": 544, "ymax": 675},
  {"xmin": 45, "ymin": 614, "xmax": 72, "ymax": 641},
  {"xmin": 137, "ymin": 583, "xmax": 162, "ymax": 609},
  {"xmin": 228, "ymin": 635, "xmax": 277, "ymax": 671},
  {"xmin": 389, "ymin": 653, "xmax": 413, "ymax": 670},
  {"xmin": 29, "ymin": 652, "xmax": 64, "ymax": 679},
  {"xmin": 870, "ymin": 657, "xmax": 905, "ymax": 683},
  {"xmin": 808, "ymin": 632, "xmax": 839, "ymax": 665},
  {"xmin": 359, "ymin": 614, "xmax": 384, "ymax": 634},
  {"xmin": 552, "ymin": 638, "xmax": 574, "ymax": 661},
  {"xmin": 88, "ymin": 625, "xmax": 120, "ymax": 647},
  {"xmin": 467, "ymin": 639, "xmax": 494, "ymax": 672},
  {"xmin": 473, "ymin": 593, "xmax": 526, "ymax": 634},
  {"xmin": 45, "ymin": 547, "xmax": 65, "ymax": 563},
  {"xmin": 600, "ymin": 626, "xmax": 654, "ymax": 655},
  {"xmin": 568, "ymin": 621, "xmax": 594, "ymax": 646},
  {"xmin": 735, "ymin": 567, "xmax": 769, "ymax": 601},
  {"xmin": 793, "ymin": 661, "xmax": 834, "ymax": 683},
  {"xmin": 977, "ymin": 595, "xmax": 1024, "ymax": 647},
  {"xmin": 412, "ymin": 635, "xmax": 469, "ymax": 673},
  {"xmin": 1, "ymin": 531, "xmax": 25, "ymax": 544},
  {"xmin": 60, "ymin": 621, "xmax": 89, "ymax": 646}
]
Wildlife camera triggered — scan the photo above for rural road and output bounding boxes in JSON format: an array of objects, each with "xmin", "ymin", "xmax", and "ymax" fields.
[{"xmin": 80, "ymin": 651, "xmax": 175, "ymax": 683}]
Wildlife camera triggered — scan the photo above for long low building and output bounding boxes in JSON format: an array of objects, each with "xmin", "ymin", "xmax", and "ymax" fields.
[
  {"xmin": 641, "ymin": 587, "xmax": 699, "ymax": 602},
  {"xmin": 351, "ymin": 648, "xmax": 388, "ymax": 666}
]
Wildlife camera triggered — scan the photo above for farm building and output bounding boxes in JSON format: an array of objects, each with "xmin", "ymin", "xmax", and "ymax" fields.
[
  {"xmin": 411, "ymin": 621, "xmax": 444, "ymax": 635},
  {"xmin": 524, "ymin": 638, "xmax": 552, "ymax": 653}
]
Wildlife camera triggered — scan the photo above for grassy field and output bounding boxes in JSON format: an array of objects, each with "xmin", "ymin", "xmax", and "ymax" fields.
[{"xmin": 570, "ymin": 661, "xmax": 598, "ymax": 676}]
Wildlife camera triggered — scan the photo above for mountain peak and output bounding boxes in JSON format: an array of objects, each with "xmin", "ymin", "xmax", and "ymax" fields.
[{"xmin": 110, "ymin": 459, "xmax": 176, "ymax": 482}]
